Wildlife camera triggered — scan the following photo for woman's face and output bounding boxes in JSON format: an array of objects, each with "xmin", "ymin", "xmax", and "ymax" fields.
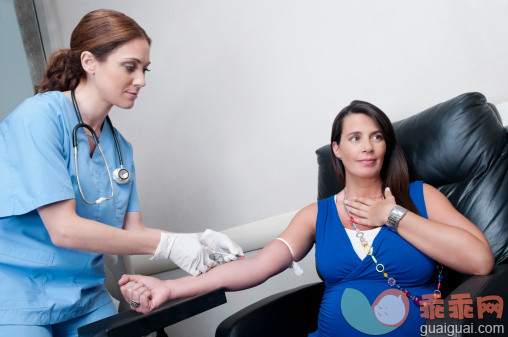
[
  {"xmin": 92, "ymin": 38, "xmax": 151, "ymax": 109},
  {"xmin": 332, "ymin": 113, "xmax": 386, "ymax": 181}
]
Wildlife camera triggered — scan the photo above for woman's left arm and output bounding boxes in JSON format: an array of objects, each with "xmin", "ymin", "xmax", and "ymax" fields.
[
  {"xmin": 346, "ymin": 184, "xmax": 494, "ymax": 275},
  {"xmin": 396, "ymin": 184, "xmax": 494, "ymax": 275}
]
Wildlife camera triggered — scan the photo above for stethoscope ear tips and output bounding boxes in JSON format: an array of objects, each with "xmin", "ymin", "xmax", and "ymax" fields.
[{"xmin": 113, "ymin": 167, "xmax": 130, "ymax": 184}]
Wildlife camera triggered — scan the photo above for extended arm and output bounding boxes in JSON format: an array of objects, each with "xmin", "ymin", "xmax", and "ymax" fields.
[{"xmin": 119, "ymin": 203, "xmax": 318, "ymax": 313}]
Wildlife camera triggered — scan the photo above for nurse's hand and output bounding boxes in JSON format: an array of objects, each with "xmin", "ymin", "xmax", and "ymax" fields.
[
  {"xmin": 119, "ymin": 274, "xmax": 171, "ymax": 314},
  {"xmin": 200, "ymin": 229, "xmax": 244, "ymax": 263},
  {"xmin": 150, "ymin": 233, "xmax": 217, "ymax": 276}
]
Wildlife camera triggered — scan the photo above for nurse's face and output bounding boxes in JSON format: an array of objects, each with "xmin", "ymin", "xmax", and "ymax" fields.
[{"xmin": 93, "ymin": 38, "xmax": 151, "ymax": 109}]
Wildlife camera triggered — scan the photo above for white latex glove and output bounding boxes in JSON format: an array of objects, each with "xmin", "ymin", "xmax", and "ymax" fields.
[
  {"xmin": 199, "ymin": 229, "xmax": 244, "ymax": 263},
  {"xmin": 150, "ymin": 233, "xmax": 216, "ymax": 276}
]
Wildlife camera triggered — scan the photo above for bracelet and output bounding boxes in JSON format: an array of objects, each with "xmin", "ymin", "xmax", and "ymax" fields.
[{"xmin": 386, "ymin": 205, "xmax": 407, "ymax": 233}]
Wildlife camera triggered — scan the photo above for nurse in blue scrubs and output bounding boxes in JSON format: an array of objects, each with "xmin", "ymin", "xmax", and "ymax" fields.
[{"xmin": 0, "ymin": 9, "xmax": 242, "ymax": 336}]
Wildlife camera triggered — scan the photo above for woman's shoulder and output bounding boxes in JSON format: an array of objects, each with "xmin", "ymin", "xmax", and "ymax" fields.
[
  {"xmin": 409, "ymin": 180, "xmax": 436, "ymax": 198},
  {"xmin": 421, "ymin": 182, "xmax": 448, "ymax": 201},
  {"xmin": 293, "ymin": 202, "xmax": 318, "ymax": 224},
  {"xmin": 415, "ymin": 181, "xmax": 456, "ymax": 216},
  {"xmin": 411, "ymin": 181, "xmax": 441, "ymax": 196}
]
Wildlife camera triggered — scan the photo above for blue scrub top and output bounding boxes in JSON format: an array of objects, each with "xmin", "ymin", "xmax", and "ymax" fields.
[{"xmin": 0, "ymin": 91, "xmax": 140, "ymax": 325}]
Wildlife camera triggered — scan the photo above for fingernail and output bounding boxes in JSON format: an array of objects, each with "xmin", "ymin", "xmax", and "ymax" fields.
[
  {"xmin": 354, "ymin": 196, "xmax": 357, "ymax": 200},
  {"xmin": 386, "ymin": 187, "xmax": 390, "ymax": 190}
]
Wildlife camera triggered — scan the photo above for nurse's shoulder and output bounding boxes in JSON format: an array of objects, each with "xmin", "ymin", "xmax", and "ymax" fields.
[{"xmin": 1, "ymin": 91, "xmax": 71, "ymax": 138}]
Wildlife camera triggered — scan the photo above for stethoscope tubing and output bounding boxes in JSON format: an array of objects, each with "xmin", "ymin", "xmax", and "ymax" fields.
[
  {"xmin": 71, "ymin": 89, "xmax": 129, "ymax": 205},
  {"xmin": 73, "ymin": 143, "xmax": 114, "ymax": 205}
]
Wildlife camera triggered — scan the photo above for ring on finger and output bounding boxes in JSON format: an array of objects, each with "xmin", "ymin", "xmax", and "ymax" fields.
[{"xmin": 130, "ymin": 300, "xmax": 140, "ymax": 308}]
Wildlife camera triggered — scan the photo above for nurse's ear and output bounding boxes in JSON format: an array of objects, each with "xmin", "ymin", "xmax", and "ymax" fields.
[{"xmin": 80, "ymin": 51, "xmax": 97, "ymax": 77}]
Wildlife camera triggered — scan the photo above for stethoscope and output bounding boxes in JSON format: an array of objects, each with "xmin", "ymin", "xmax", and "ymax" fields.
[{"xmin": 71, "ymin": 89, "xmax": 130, "ymax": 205}]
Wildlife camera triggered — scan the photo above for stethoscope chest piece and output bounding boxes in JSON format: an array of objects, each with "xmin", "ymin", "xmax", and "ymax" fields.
[{"xmin": 113, "ymin": 167, "xmax": 130, "ymax": 184}]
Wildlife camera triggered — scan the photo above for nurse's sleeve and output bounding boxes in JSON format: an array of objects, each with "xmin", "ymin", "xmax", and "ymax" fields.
[{"xmin": 0, "ymin": 97, "xmax": 75, "ymax": 217}]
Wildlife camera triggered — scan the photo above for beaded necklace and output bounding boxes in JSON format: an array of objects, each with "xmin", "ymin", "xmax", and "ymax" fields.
[{"xmin": 342, "ymin": 189, "xmax": 443, "ymax": 307}]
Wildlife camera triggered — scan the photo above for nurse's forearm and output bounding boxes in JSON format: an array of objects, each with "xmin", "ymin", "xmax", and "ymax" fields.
[
  {"xmin": 38, "ymin": 199, "xmax": 159, "ymax": 255},
  {"xmin": 59, "ymin": 216, "xmax": 160, "ymax": 254}
]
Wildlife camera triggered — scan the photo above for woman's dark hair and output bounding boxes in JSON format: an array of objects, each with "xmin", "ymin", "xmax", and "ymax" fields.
[
  {"xmin": 330, "ymin": 100, "xmax": 419, "ymax": 214},
  {"xmin": 35, "ymin": 9, "xmax": 151, "ymax": 93}
]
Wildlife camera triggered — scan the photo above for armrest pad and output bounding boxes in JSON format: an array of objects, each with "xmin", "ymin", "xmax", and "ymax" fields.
[
  {"xmin": 447, "ymin": 264, "xmax": 508, "ymax": 298},
  {"xmin": 78, "ymin": 288, "xmax": 227, "ymax": 337},
  {"xmin": 423, "ymin": 264, "xmax": 508, "ymax": 336},
  {"xmin": 216, "ymin": 282, "xmax": 325, "ymax": 337}
]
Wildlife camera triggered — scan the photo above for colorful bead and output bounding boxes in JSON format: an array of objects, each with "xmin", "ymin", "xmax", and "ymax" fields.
[
  {"xmin": 376, "ymin": 264, "xmax": 385, "ymax": 273},
  {"xmin": 413, "ymin": 296, "xmax": 421, "ymax": 306},
  {"xmin": 362, "ymin": 242, "xmax": 368, "ymax": 247},
  {"xmin": 371, "ymin": 256, "xmax": 378, "ymax": 264},
  {"xmin": 387, "ymin": 278, "xmax": 396, "ymax": 286},
  {"xmin": 438, "ymin": 274, "xmax": 443, "ymax": 281},
  {"xmin": 350, "ymin": 216, "xmax": 354, "ymax": 224},
  {"xmin": 383, "ymin": 272, "xmax": 388, "ymax": 278},
  {"xmin": 404, "ymin": 290, "xmax": 410, "ymax": 297},
  {"xmin": 364, "ymin": 246, "xmax": 373, "ymax": 256}
]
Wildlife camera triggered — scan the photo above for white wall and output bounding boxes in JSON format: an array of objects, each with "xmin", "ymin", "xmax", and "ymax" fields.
[
  {"xmin": 31, "ymin": 1, "xmax": 508, "ymax": 335},
  {"xmin": 36, "ymin": 0, "xmax": 508, "ymax": 232}
]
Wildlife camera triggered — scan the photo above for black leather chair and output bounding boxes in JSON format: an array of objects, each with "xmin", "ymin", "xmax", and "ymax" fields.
[{"xmin": 216, "ymin": 92, "xmax": 508, "ymax": 337}]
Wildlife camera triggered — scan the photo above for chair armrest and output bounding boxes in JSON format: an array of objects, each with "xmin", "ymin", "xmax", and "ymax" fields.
[
  {"xmin": 423, "ymin": 264, "xmax": 508, "ymax": 336},
  {"xmin": 78, "ymin": 288, "xmax": 227, "ymax": 337},
  {"xmin": 216, "ymin": 282, "xmax": 325, "ymax": 337}
]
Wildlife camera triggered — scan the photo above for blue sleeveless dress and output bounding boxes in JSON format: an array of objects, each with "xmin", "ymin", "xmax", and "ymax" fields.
[{"xmin": 309, "ymin": 181, "xmax": 436, "ymax": 336}]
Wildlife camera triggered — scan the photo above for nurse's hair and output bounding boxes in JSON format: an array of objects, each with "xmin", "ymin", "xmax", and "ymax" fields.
[
  {"xmin": 330, "ymin": 100, "xmax": 419, "ymax": 215},
  {"xmin": 35, "ymin": 9, "xmax": 151, "ymax": 93}
]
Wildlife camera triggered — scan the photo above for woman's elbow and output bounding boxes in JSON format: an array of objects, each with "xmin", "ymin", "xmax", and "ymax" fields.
[{"xmin": 471, "ymin": 252, "xmax": 495, "ymax": 276}]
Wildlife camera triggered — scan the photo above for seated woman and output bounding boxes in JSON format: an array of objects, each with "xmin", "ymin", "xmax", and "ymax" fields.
[{"xmin": 119, "ymin": 101, "xmax": 494, "ymax": 336}]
